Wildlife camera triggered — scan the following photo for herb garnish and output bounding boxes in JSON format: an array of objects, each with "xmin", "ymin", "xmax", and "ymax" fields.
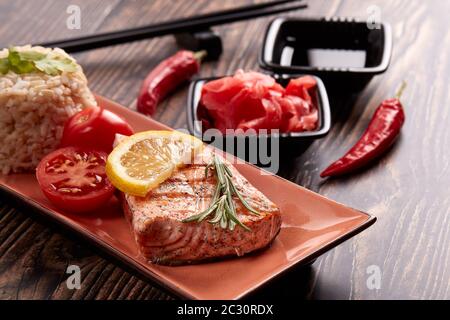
[
  {"xmin": 182, "ymin": 155, "xmax": 259, "ymax": 231},
  {"xmin": 0, "ymin": 47, "xmax": 78, "ymax": 75}
]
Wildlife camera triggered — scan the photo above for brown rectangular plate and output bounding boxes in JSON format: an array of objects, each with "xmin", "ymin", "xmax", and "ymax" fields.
[{"xmin": 0, "ymin": 96, "xmax": 376, "ymax": 300}]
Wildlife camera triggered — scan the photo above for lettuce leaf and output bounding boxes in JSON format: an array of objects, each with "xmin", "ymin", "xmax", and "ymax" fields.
[
  {"xmin": 1, "ymin": 47, "xmax": 78, "ymax": 75},
  {"xmin": 0, "ymin": 58, "xmax": 9, "ymax": 74}
]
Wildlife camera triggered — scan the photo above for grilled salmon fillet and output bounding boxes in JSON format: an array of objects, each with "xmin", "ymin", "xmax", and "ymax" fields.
[{"xmin": 122, "ymin": 148, "xmax": 281, "ymax": 265}]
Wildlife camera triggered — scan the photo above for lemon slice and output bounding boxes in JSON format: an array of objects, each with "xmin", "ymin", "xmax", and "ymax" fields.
[{"xmin": 106, "ymin": 130, "xmax": 203, "ymax": 197}]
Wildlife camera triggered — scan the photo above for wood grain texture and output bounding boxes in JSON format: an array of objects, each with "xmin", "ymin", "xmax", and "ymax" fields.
[{"xmin": 0, "ymin": 0, "xmax": 449, "ymax": 300}]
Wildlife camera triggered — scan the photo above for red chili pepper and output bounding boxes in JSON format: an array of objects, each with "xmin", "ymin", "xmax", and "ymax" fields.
[
  {"xmin": 320, "ymin": 82, "xmax": 406, "ymax": 178},
  {"xmin": 137, "ymin": 50, "xmax": 206, "ymax": 116}
]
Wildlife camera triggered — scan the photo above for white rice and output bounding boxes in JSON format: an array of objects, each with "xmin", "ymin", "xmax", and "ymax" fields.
[{"xmin": 0, "ymin": 45, "xmax": 97, "ymax": 174}]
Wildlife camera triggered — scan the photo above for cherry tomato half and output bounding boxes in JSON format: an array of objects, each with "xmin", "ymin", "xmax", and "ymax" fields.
[
  {"xmin": 60, "ymin": 107, "xmax": 134, "ymax": 153},
  {"xmin": 36, "ymin": 147, "xmax": 115, "ymax": 213}
]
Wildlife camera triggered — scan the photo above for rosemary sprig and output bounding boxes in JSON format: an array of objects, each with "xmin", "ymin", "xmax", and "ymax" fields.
[{"xmin": 182, "ymin": 154, "xmax": 259, "ymax": 231}]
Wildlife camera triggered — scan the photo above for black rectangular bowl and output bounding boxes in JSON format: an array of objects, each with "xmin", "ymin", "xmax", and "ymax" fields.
[
  {"xmin": 259, "ymin": 17, "xmax": 392, "ymax": 92},
  {"xmin": 186, "ymin": 74, "xmax": 331, "ymax": 167}
]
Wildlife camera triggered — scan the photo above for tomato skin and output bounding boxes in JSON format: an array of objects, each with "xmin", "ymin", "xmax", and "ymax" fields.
[
  {"xmin": 36, "ymin": 147, "xmax": 115, "ymax": 213},
  {"xmin": 60, "ymin": 107, "xmax": 134, "ymax": 153}
]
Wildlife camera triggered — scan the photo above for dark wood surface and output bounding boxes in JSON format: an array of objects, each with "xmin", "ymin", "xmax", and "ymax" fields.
[{"xmin": 0, "ymin": 0, "xmax": 449, "ymax": 300}]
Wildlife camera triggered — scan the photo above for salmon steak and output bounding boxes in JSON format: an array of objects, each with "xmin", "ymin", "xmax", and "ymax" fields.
[{"xmin": 122, "ymin": 148, "xmax": 281, "ymax": 265}]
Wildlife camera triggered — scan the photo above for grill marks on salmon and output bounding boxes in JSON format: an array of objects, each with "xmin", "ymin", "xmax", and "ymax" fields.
[{"xmin": 122, "ymin": 149, "xmax": 281, "ymax": 265}]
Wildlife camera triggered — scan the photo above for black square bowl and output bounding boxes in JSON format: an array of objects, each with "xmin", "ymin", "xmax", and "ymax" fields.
[
  {"xmin": 186, "ymin": 74, "xmax": 331, "ymax": 165},
  {"xmin": 259, "ymin": 17, "xmax": 392, "ymax": 92}
]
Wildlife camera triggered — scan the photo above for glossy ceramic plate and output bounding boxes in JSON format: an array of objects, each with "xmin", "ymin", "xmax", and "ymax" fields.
[{"xmin": 0, "ymin": 96, "xmax": 376, "ymax": 300}]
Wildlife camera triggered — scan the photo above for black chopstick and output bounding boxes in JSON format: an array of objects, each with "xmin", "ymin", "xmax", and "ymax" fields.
[
  {"xmin": 39, "ymin": 1, "xmax": 307, "ymax": 53},
  {"xmin": 141, "ymin": 0, "xmax": 300, "ymax": 28},
  {"xmin": 128, "ymin": 0, "xmax": 300, "ymax": 30}
]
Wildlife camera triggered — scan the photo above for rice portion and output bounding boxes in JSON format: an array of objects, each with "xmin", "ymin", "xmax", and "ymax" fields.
[{"xmin": 0, "ymin": 45, "xmax": 97, "ymax": 175}]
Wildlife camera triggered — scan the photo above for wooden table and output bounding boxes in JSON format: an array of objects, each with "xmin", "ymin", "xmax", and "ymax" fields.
[{"xmin": 0, "ymin": 0, "xmax": 449, "ymax": 300}]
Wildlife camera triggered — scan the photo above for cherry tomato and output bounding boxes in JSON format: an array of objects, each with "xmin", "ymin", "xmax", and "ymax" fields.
[
  {"xmin": 36, "ymin": 147, "xmax": 115, "ymax": 213},
  {"xmin": 60, "ymin": 107, "xmax": 133, "ymax": 153}
]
